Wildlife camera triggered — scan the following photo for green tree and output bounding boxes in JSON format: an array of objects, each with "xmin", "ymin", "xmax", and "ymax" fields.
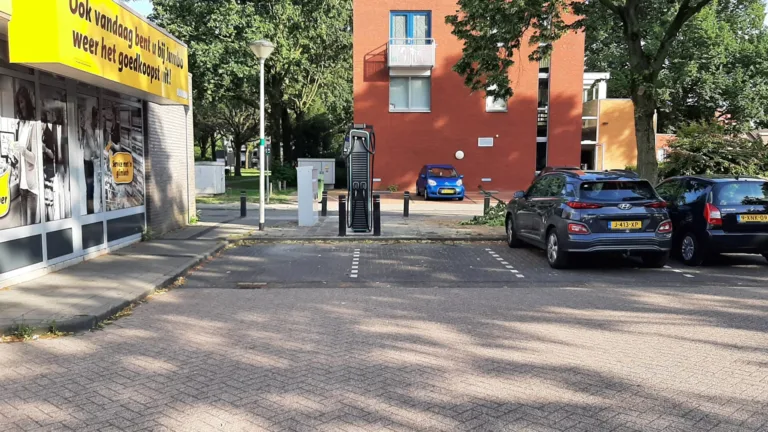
[
  {"xmin": 446, "ymin": 0, "xmax": 724, "ymax": 182},
  {"xmin": 585, "ymin": 0, "xmax": 768, "ymax": 133},
  {"xmin": 152, "ymin": 0, "xmax": 352, "ymax": 174}
]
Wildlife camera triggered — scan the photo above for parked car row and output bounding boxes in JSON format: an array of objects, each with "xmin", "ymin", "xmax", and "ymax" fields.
[{"xmin": 505, "ymin": 168, "xmax": 768, "ymax": 269}]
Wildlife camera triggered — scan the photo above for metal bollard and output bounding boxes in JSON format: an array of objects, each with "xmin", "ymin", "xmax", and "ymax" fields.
[
  {"xmin": 321, "ymin": 191, "xmax": 328, "ymax": 216},
  {"xmin": 338, "ymin": 195, "xmax": 347, "ymax": 237},
  {"xmin": 403, "ymin": 191, "xmax": 410, "ymax": 217},
  {"xmin": 240, "ymin": 191, "xmax": 247, "ymax": 218},
  {"xmin": 373, "ymin": 194, "xmax": 381, "ymax": 237},
  {"xmin": 484, "ymin": 192, "xmax": 491, "ymax": 215}
]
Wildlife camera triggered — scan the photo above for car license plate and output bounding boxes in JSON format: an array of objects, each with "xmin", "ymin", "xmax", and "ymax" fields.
[
  {"xmin": 609, "ymin": 221, "xmax": 642, "ymax": 230},
  {"xmin": 439, "ymin": 189, "xmax": 455, "ymax": 195},
  {"xmin": 738, "ymin": 214, "xmax": 768, "ymax": 223}
]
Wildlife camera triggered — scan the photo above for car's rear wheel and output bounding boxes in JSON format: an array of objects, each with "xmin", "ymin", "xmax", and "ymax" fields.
[
  {"xmin": 506, "ymin": 215, "xmax": 523, "ymax": 248},
  {"xmin": 641, "ymin": 252, "xmax": 669, "ymax": 268},
  {"xmin": 546, "ymin": 229, "xmax": 569, "ymax": 269},
  {"xmin": 680, "ymin": 232, "xmax": 705, "ymax": 266}
]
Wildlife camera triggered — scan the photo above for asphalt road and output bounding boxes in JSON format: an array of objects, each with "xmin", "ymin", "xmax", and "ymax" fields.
[
  {"xmin": 1, "ymin": 242, "xmax": 767, "ymax": 432},
  {"xmin": 183, "ymin": 242, "xmax": 768, "ymax": 289}
]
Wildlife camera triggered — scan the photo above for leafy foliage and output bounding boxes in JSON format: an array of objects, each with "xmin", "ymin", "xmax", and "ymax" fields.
[
  {"xmin": 460, "ymin": 201, "xmax": 507, "ymax": 227},
  {"xmin": 446, "ymin": 0, "xmax": 720, "ymax": 183},
  {"xmin": 660, "ymin": 122, "xmax": 768, "ymax": 178},
  {"xmin": 586, "ymin": 0, "xmax": 768, "ymax": 132},
  {"xmin": 151, "ymin": 0, "xmax": 352, "ymax": 174}
]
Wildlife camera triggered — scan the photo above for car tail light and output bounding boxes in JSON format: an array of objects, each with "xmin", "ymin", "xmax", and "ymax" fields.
[
  {"xmin": 567, "ymin": 202, "xmax": 603, "ymax": 209},
  {"xmin": 645, "ymin": 201, "xmax": 667, "ymax": 208},
  {"xmin": 657, "ymin": 220, "xmax": 673, "ymax": 233},
  {"xmin": 568, "ymin": 223, "xmax": 591, "ymax": 235},
  {"xmin": 705, "ymin": 203, "xmax": 722, "ymax": 226}
]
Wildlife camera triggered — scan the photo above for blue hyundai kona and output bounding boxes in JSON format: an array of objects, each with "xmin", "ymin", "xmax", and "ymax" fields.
[{"xmin": 416, "ymin": 165, "xmax": 465, "ymax": 200}]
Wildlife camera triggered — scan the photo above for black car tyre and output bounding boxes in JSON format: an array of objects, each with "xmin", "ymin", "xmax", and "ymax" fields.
[
  {"xmin": 546, "ymin": 229, "xmax": 569, "ymax": 269},
  {"xmin": 458, "ymin": 196, "xmax": 465, "ymax": 201},
  {"xmin": 680, "ymin": 232, "xmax": 705, "ymax": 266},
  {"xmin": 506, "ymin": 215, "xmax": 523, "ymax": 248},
  {"xmin": 423, "ymin": 190, "xmax": 429, "ymax": 201},
  {"xmin": 641, "ymin": 252, "xmax": 669, "ymax": 268}
]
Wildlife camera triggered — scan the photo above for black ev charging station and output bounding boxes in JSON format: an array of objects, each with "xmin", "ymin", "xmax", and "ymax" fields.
[{"xmin": 342, "ymin": 124, "xmax": 376, "ymax": 233}]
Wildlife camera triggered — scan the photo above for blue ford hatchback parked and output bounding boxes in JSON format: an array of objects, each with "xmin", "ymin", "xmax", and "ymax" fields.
[{"xmin": 416, "ymin": 165, "xmax": 465, "ymax": 200}]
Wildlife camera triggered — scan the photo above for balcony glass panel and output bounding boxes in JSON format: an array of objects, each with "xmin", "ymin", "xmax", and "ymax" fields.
[{"xmin": 582, "ymin": 119, "xmax": 598, "ymax": 142}]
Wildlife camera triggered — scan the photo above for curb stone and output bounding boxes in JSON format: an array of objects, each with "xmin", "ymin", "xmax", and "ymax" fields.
[{"xmin": 1, "ymin": 242, "xmax": 227, "ymax": 337}]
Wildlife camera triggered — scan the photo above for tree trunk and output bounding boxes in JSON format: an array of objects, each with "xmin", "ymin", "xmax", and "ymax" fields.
[
  {"xmin": 210, "ymin": 135, "xmax": 217, "ymax": 161},
  {"xmin": 233, "ymin": 139, "xmax": 243, "ymax": 177},
  {"xmin": 280, "ymin": 106, "xmax": 294, "ymax": 163},
  {"xmin": 631, "ymin": 85, "xmax": 659, "ymax": 183}
]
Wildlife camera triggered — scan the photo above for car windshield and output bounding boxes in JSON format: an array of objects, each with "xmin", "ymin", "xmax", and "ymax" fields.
[
  {"xmin": 714, "ymin": 181, "xmax": 768, "ymax": 205},
  {"xmin": 428, "ymin": 167, "xmax": 458, "ymax": 178},
  {"xmin": 579, "ymin": 181, "xmax": 657, "ymax": 202}
]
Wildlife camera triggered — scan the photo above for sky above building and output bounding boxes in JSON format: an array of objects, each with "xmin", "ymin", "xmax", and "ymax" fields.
[{"xmin": 129, "ymin": 0, "xmax": 153, "ymax": 17}]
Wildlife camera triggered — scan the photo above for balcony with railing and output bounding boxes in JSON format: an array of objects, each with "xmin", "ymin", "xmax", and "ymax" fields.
[{"xmin": 388, "ymin": 39, "xmax": 436, "ymax": 68}]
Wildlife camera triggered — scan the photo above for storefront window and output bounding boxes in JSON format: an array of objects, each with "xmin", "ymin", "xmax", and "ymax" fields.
[
  {"xmin": 77, "ymin": 95, "xmax": 103, "ymax": 214},
  {"xmin": 0, "ymin": 75, "xmax": 40, "ymax": 230},
  {"xmin": 102, "ymin": 99, "xmax": 144, "ymax": 211},
  {"xmin": 40, "ymin": 85, "xmax": 71, "ymax": 222}
]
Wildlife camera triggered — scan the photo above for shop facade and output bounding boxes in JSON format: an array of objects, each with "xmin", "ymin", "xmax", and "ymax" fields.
[{"xmin": 0, "ymin": 0, "xmax": 195, "ymax": 284}]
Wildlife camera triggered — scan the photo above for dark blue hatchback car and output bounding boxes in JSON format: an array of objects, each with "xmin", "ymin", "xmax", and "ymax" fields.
[
  {"xmin": 506, "ymin": 169, "xmax": 673, "ymax": 268},
  {"xmin": 416, "ymin": 165, "xmax": 465, "ymax": 200},
  {"xmin": 655, "ymin": 175, "xmax": 768, "ymax": 266}
]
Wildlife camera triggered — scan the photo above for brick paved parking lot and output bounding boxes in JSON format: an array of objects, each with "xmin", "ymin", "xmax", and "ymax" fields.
[{"xmin": 1, "ymin": 243, "xmax": 768, "ymax": 431}]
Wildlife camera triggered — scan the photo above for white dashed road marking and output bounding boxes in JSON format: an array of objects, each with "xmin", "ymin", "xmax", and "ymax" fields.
[
  {"xmin": 486, "ymin": 249, "xmax": 524, "ymax": 278},
  {"xmin": 664, "ymin": 265, "xmax": 694, "ymax": 278},
  {"xmin": 350, "ymin": 248, "xmax": 360, "ymax": 278}
]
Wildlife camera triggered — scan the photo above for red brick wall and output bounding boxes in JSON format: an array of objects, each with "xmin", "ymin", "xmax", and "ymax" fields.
[{"xmin": 353, "ymin": 0, "xmax": 584, "ymax": 192}]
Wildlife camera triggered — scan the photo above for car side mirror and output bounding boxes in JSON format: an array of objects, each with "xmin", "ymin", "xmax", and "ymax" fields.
[
  {"xmin": 514, "ymin": 191, "xmax": 525, "ymax": 199},
  {"xmin": 420, "ymin": 174, "xmax": 426, "ymax": 179},
  {"xmin": 459, "ymin": 175, "xmax": 464, "ymax": 179}
]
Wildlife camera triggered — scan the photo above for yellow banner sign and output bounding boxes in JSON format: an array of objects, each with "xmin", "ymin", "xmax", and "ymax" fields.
[
  {"xmin": 110, "ymin": 151, "xmax": 134, "ymax": 184},
  {"xmin": 0, "ymin": 169, "xmax": 9, "ymax": 218},
  {"xmin": 8, "ymin": 0, "xmax": 189, "ymax": 105}
]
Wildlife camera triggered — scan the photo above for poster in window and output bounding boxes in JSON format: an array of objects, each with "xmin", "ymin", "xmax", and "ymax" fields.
[
  {"xmin": 40, "ymin": 85, "xmax": 71, "ymax": 222},
  {"xmin": 0, "ymin": 76, "xmax": 40, "ymax": 231},
  {"xmin": 103, "ymin": 100, "xmax": 144, "ymax": 211},
  {"xmin": 77, "ymin": 95, "xmax": 103, "ymax": 215}
]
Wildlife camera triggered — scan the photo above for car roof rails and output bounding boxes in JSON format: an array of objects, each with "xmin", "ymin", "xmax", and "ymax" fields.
[
  {"xmin": 549, "ymin": 169, "xmax": 583, "ymax": 178},
  {"xmin": 603, "ymin": 169, "xmax": 639, "ymax": 178}
]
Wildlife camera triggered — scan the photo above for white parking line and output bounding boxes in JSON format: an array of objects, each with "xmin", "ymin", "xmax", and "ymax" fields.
[
  {"xmin": 486, "ymin": 249, "xmax": 524, "ymax": 279},
  {"xmin": 350, "ymin": 249, "xmax": 361, "ymax": 278}
]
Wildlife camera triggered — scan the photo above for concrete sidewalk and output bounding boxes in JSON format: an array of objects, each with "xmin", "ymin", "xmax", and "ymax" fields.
[
  {"xmin": 187, "ymin": 201, "xmax": 501, "ymax": 241},
  {"xmin": 0, "ymin": 236, "xmax": 226, "ymax": 336}
]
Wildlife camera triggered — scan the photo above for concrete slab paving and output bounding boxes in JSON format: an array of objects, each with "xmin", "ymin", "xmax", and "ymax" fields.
[
  {"xmin": 0, "ymin": 235, "xmax": 226, "ymax": 335},
  {"xmin": 1, "ymin": 284, "xmax": 766, "ymax": 431}
]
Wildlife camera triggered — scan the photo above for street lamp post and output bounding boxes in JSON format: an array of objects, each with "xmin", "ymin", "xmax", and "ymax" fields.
[{"xmin": 249, "ymin": 40, "xmax": 275, "ymax": 231}]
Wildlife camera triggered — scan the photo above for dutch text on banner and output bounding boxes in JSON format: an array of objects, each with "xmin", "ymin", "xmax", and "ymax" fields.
[{"xmin": 8, "ymin": 0, "xmax": 189, "ymax": 105}]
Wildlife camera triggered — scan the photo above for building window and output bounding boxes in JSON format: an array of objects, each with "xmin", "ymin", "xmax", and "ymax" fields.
[
  {"xmin": 389, "ymin": 77, "xmax": 431, "ymax": 112},
  {"xmin": 485, "ymin": 85, "xmax": 507, "ymax": 112},
  {"xmin": 536, "ymin": 141, "xmax": 547, "ymax": 171},
  {"xmin": 583, "ymin": 86, "xmax": 598, "ymax": 103},
  {"xmin": 390, "ymin": 12, "xmax": 431, "ymax": 43},
  {"xmin": 582, "ymin": 118, "xmax": 598, "ymax": 142}
]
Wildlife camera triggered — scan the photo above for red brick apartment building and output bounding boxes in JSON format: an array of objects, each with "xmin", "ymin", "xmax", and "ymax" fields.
[{"xmin": 353, "ymin": 0, "xmax": 586, "ymax": 192}]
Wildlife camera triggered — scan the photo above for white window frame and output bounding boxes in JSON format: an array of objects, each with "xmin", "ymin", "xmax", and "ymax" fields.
[
  {"xmin": 389, "ymin": 76, "xmax": 431, "ymax": 113},
  {"xmin": 485, "ymin": 85, "xmax": 507, "ymax": 113}
]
